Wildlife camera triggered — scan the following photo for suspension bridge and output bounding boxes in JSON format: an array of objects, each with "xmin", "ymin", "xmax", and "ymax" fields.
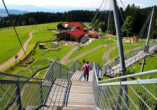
[{"xmin": 0, "ymin": 0, "xmax": 157, "ymax": 110}]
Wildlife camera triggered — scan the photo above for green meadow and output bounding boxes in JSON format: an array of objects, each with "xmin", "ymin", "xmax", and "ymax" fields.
[
  {"xmin": 33, "ymin": 45, "xmax": 76, "ymax": 60},
  {"xmin": 78, "ymin": 45, "xmax": 116, "ymax": 66},
  {"xmin": 109, "ymin": 44, "xmax": 143, "ymax": 58}
]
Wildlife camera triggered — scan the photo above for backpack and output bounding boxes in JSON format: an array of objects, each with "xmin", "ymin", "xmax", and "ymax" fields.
[{"xmin": 84, "ymin": 65, "xmax": 89, "ymax": 74}]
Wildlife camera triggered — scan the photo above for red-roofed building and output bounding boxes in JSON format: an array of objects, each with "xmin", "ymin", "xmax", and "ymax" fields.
[
  {"xmin": 56, "ymin": 28, "xmax": 85, "ymax": 42},
  {"xmin": 66, "ymin": 29, "xmax": 85, "ymax": 39}
]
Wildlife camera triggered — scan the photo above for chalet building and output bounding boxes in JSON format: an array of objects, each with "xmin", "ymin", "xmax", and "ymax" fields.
[{"xmin": 56, "ymin": 22, "xmax": 99, "ymax": 42}]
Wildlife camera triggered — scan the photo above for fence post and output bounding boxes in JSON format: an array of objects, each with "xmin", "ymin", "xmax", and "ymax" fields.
[
  {"xmin": 16, "ymin": 78, "xmax": 22, "ymax": 110},
  {"xmin": 39, "ymin": 82, "xmax": 43, "ymax": 106},
  {"xmin": 79, "ymin": 62, "xmax": 81, "ymax": 70},
  {"xmin": 73, "ymin": 62, "xmax": 75, "ymax": 73},
  {"xmin": 67, "ymin": 69, "xmax": 69, "ymax": 80},
  {"xmin": 51, "ymin": 67, "xmax": 53, "ymax": 82},
  {"xmin": 97, "ymin": 87, "xmax": 101, "ymax": 107}
]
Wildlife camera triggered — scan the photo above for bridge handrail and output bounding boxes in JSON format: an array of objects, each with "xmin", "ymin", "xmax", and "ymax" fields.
[
  {"xmin": 99, "ymin": 69, "xmax": 157, "ymax": 83},
  {"xmin": 0, "ymin": 72, "xmax": 43, "ymax": 81}
]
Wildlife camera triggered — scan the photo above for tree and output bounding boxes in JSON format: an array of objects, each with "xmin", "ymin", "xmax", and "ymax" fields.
[
  {"xmin": 121, "ymin": 16, "xmax": 134, "ymax": 36},
  {"xmin": 29, "ymin": 18, "xmax": 32, "ymax": 24},
  {"xmin": 12, "ymin": 19, "xmax": 17, "ymax": 26},
  {"xmin": 92, "ymin": 19, "xmax": 99, "ymax": 30},
  {"xmin": 22, "ymin": 20, "xmax": 26, "ymax": 25},
  {"xmin": 17, "ymin": 22, "xmax": 19, "ymax": 26}
]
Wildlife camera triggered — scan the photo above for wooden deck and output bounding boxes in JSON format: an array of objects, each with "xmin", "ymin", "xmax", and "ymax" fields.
[{"xmin": 42, "ymin": 70, "xmax": 96, "ymax": 110}]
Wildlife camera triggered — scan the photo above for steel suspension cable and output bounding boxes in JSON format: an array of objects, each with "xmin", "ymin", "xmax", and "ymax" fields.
[
  {"xmin": 90, "ymin": 0, "xmax": 106, "ymax": 26},
  {"xmin": 96, "ymin": 8, "xmax": 112, "ymax": 65},
  {"xmin": 88, "ymin": 10, "xmax": 106, "ymax": 60},
  {"xmin": 119, "ymin": 0, "xmax": 126, "ymax": 10},
  {"xmin": 107, "ymin": 0, "xmax": 111, "ymax": 35},
  {"xmin": 2, "ymin": 0, "xmax": 35, "ymax": 73},
  {"xmin": 85, "ymin": 0, "xmax": 108, "ymax": 62},
  {"xmin": 117, "ymin": 1, "xmax": 139, "ymax": 65}
]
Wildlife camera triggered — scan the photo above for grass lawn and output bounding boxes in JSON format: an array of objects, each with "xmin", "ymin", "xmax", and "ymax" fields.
[
  {"xmin": 0, "ymin": 22, "xmax": 61, "ymax": 65},
  {"xmin": 36, "ymin": 69, "xmax": 48, "ymax": 79},
  {"xmin": 78, "ymin": 45, "xmax": 116, "ymax": 66},
  {"xmin": 68, "ymin": 39, "xmax": 116, "ymax": 60},
  {"xmin": 17, "ymin": 58, "xmax": 51, "ymax": 77},
  {"xmin": 33, "ymin": 45, "xmax": 76, "ymax": 60},
  {"xmin": 109, "ymin": 44, "xmax": 143, "ymax": 58},
  {"xmin": 0, "ymin": 58, "xmax": 51, "ymax": 80},
  {"xmin": 83, "ymin": 22, "xmax": 90, "ymax": 27},
  {"xmin": 0, "ymin": 29, "xmax": 35, "ymax": 65},
  {"xmin": 10, "ymin": 66, "xmax": 25, "ymax": 74}
]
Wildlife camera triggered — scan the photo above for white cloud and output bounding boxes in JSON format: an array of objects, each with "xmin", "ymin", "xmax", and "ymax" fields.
[
  {"xmin": 0, "ymin": 0, "xmax": 154, "ymax": 9},
  {"xmin": 1, "ymin": 0, "xmax": 103, "ymax": 8}
]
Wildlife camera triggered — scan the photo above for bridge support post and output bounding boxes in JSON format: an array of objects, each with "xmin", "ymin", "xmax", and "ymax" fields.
[
  {"xmin": 141, "ymin": 7, "xmax": 154, "ymax": 73},
  {"xmin": 16, "ymin": 78, "xmax": 22, "ymax": 110},
  {"xmin": 112, "ymin": 0, "xmax": 128, "ymax": 109}
]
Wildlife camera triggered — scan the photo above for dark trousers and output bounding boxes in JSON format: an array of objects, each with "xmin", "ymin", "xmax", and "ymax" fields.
[{"xmin": 84, "ymin": 73, "xmax": 89, "ymax": 81}]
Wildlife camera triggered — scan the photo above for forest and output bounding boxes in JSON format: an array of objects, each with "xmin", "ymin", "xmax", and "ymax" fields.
[{"xmin": 0, "ymin": 4, "xmax": 157, "ymax": 38}]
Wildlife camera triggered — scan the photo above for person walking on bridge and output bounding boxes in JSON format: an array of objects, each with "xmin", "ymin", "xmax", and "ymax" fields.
[{"xmin": 82, "ymin": 61, "xmax": 92, "ymax": 81}]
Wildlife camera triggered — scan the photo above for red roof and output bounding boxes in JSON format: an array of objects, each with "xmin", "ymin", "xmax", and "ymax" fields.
[
  {"xmin": 66, "ymin": 29, "xmax": 85, "ymax": 38},
  {"xmin": 88, "ymin": 33, "xmax": 99, "ymax": 36},
  {"xmin": 61, "ymin": 22, "xmax": 82, "ymax": 26},
  {"xmin": 71, "ymin": 26, "xmax": 78, "ymax": 29}
]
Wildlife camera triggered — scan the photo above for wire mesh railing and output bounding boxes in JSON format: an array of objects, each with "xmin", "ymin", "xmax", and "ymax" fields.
[
  {"xmin": 0, "ymin": 72, "xmax": 43, "ymax": 110},
  {"xmin": 102, "ymin": 42, "xmax": 157, "ymax": 77},
  {"xmin": 0, "ymin": 59, "xmax": 88, "ymax": 110},
  {"xmin": 93, "ymin": 62, "xmax": 157, "ymax": 110}
]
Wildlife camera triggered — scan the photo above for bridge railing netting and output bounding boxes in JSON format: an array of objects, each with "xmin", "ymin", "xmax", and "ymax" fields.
[
  {"xmin": 93, "ymin": 62, "xmax": 157, "ymax": 110},
  {"xmin": 0, "ymin": 59, "xmax": 91, "ymax": 109}
]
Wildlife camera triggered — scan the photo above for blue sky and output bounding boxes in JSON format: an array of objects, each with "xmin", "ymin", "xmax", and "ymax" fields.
[{"xmin": 0, "ymin": 0, "xmax": 156, "ymax": 10}]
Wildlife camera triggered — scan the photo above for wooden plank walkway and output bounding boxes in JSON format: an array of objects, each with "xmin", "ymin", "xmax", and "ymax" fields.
[{"xmin": 42, "ymin": 71, "xmax": 96, "ymax": 110}]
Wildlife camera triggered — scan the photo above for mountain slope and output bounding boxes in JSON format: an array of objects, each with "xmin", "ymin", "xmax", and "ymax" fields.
[{"xmin": 0, "ymin": 9, "xmax": 28, "ymax": 16}]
